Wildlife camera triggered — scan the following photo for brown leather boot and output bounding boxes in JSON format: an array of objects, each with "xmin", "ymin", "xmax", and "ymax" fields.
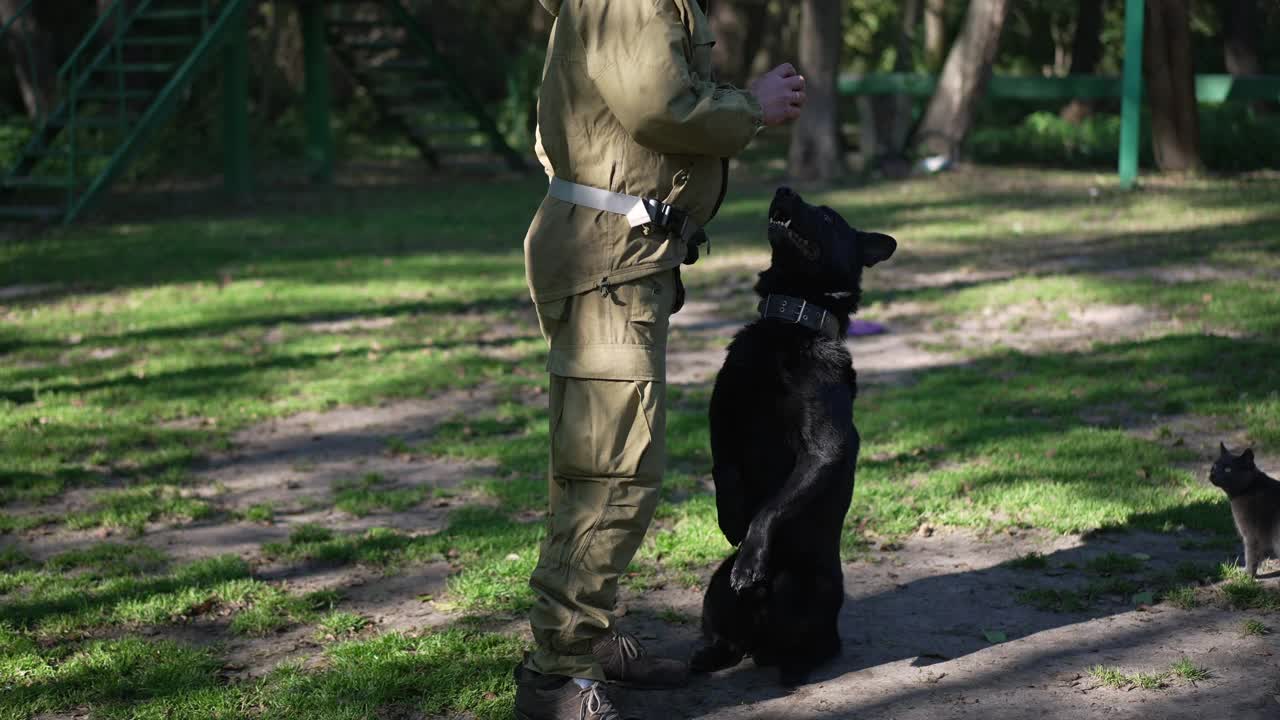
[
  {"xmin": 592, "ymin": 628, "xmax": 689, "ymax": 689},
  {"xmin": 514, "ymin": 664, "xmax": 624, "ymax": 720}
]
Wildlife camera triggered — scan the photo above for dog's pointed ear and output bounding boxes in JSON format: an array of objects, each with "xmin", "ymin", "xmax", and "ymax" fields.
[
  {"xmin": 1220, "ymin": 441, "xmax": 1229, "ymax": 455},
  {"xmin": 1242, "ymin": 448, "xmax": 1254, "ymax": 464},
  {"xmin": 860, "ymin": 232, "xmax": 897, "ymax": 267}
]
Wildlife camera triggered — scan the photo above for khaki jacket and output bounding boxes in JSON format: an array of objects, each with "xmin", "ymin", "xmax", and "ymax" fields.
[{"xmin": 524, "ymin": 0, "xmax": 764, "ymax": 304}]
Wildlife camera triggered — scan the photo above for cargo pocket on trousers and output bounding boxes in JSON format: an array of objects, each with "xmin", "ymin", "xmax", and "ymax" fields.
[
  {"xmin": 624, "ymin": 275, "xmax": 667, "ymax": 348},
  {"xmin": 552, "ymin": 378, "xmax": 654, "ymax": 481}
]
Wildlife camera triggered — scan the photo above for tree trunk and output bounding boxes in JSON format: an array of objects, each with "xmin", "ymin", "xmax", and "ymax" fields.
[
  {"xmin": 1220, "ymin": 0, "xmax": 1269, "ymax": 113},
  {"xmin": 1060, "ymin": 0, "xmax": 1105, "ymax": 123},
  {"xmin": 1144, "ymin": 0, "xmax": 1201, "ymax": 172},
  {"xmin": 1, "ymin": 0, "xmax": 57, "ymax": 119},
  {"xmin": 924, "ymin": 0, "xmax": 947, "ymax": 71},
  {"xmin": 1221, "ymin": 0, "xmax": 1262, "ymax": 75},
  {"xmin": 788, "ymin": 0, "xmax": 843, "ymax": 181},
  {"xmin": 860, "ymin": 0, "xmax": 921, "ymax": 175},
  {"xmin": 911, "ymin": 0, "xmax": 1011, "ymax": 160},
  {"xmin": 710, "ymin": 0, "xmax": 769, "ymax": 88}
]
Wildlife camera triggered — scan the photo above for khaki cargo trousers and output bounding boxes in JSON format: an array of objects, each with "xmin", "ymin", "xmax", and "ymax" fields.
[{"xmin": 524, "ymin": 269, "xmax": 677, "ymax": 681}]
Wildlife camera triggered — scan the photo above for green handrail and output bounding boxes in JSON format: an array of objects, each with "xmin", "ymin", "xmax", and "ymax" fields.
[
  {"xmin": 66, "ymin": 0, "xmax": 247, "ymax": 223},
  {"xmin": 838, "ymin": 72, "xmax": 1280, "ymax": 102},
  {"xmin": 57, "ymin": 0, "xmax": 129, "ymax": 83}
]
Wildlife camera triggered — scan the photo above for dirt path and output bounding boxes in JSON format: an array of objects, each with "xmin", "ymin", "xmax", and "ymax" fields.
[
  {"xmin": 615, "ymin": 529, "xmax": 1279, "ymax": 720},
  {"xmin": 8, "ymin": 258, "xmax": 1278, "ymax": 719}
]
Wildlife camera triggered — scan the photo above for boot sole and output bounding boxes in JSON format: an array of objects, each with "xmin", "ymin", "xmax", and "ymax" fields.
[{"xmin": 607, "ymin": 677, "xmax": 690, "ymax": 690}]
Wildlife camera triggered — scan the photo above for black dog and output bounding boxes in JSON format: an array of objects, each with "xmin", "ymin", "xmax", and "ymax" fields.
[{"xmin": 690, "ymin": 187, "xmax": 896, "ymax": 685}]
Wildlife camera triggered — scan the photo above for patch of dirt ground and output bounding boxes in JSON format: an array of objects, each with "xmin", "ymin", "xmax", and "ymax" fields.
[
  {"xmin": 7, "ymin": 261, "xmax": 1277, "ymax": 718},
  {"xmin": 614, "ymin": 528, "xmax": 1280, "ymax": 720}
]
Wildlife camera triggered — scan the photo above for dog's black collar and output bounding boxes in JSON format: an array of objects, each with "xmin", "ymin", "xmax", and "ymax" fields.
[{"xmin": 758, "ymin": 294, "xmax": 841, "ymax": 339}]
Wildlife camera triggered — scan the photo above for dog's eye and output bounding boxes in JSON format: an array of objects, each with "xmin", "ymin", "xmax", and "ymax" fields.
[{"xmin": 823, "ymin": 214, "xmax": 833, "ymax": 224}]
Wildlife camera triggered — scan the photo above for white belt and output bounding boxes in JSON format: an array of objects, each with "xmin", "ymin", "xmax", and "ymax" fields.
[{"xmin": 548, "ymin": 177, "xmax": 656, "ymax": 228}]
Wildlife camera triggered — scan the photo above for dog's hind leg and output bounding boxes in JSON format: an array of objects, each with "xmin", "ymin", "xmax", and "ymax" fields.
[
  {"xmin": 764, "ymin": 567, "xmax": 844, "ymax": 686},
  {"xmin": 691, "ymin": 553, "xmax": 751, "ymax": 672}
]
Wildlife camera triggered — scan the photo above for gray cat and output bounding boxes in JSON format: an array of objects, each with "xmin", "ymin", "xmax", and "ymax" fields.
[{"xmin": 1210, "ymin": 443, "xmax": 1280, "ymax": 578}]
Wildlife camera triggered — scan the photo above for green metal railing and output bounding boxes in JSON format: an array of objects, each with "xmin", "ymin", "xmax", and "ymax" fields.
[
  {"xmin": 2, "ymin": 0, "xmax": 249, "ymax": 224},
  {"xmin": 4, "ymin": 0, "xmax": 520, "ymax": 225},
  {"xmin": 838, "ymin": 72, "xmax": 1280, "ymax": 102}
]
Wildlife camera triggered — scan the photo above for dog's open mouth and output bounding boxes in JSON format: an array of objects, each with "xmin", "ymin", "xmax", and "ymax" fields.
[{"xmin": 768, "ymin": 211, "xmax": 802, "ymax": 243}]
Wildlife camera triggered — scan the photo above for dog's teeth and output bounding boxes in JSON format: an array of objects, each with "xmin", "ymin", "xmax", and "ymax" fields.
[{"xmin": 782, "ymin": 219, "xmax": 792, "ymax": 228}]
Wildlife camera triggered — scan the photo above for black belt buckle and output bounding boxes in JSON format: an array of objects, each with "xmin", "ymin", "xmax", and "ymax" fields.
[
  {"xmin": 642, "ymin": 197, "xmax": 705, "ymax": 264},
  {"xmin": 642, "ymin": 197, "xmax": 688, "ymax": 235}
]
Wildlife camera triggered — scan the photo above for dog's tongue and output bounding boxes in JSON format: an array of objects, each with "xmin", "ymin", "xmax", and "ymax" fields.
[{"xmin": 847, "ymin": 320, "xmax": 887, "ymax": 337}]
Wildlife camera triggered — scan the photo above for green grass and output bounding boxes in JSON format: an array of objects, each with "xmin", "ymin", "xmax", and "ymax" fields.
[
  {"xmin": 316, "ymin": 611, "xmax": 369, "ymax": 640},
  {"xmin": 1086, "ymin": 553, "xmax": 1145, "ymax": 576},
  {"xmin": 1241, "ymin": 619, "xmax": 1270, "ymax": 637},
  {"xmin": 1169, "ymin": 658, "xmax": 1210, "ymax": 683},
  {"xmin": 263, "ymin": 508, "xmax": 544, "ymax": 616},
  {"xmin": 1006, "ymin": 552, "xmax": 1049, "ymax": 570},
  {"xmin": 4, "ymin": 167, "xmax": 1280, "ymax": 717},
  {"xmin": 1162, "ymin": 585, "xmax": 1201, "ymax": 610},
  {"xmin": 63, "ymin": 486, "xmax": 214, "ymax": 534},
  {"xmin": 1217, "ymin": 563, "xmax": 1280, "ymax": 611},
  {"xmin": 243, "ymin": 503, "xmax": 275, "ymax": 523},
  {"xmin": 1087, "ymin": 665, "xmax": 1168, "ymax": 691},
  {"xmin": 333, "ymin": 473, "xmax": 430, "ymax": 516},
  {"xmin": 0, "ymin": 627, "xmax": 523, "ymax": 720}
]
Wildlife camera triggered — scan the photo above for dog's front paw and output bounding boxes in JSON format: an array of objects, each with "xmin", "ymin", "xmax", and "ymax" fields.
[{"xmin": 729, "ymin": 547, "xmax": 768, "ymax": 593}]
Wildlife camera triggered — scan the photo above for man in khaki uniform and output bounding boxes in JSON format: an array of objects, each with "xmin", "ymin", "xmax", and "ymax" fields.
[{"xmin": 516, "ymin": 1, "xmax": 805, "ymax": 717}]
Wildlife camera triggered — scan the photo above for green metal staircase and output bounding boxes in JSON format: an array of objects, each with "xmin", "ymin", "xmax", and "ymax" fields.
[
  {"xmin": 0, "ymin": 0, "xmax": 525, "ymax": 226},
  {"xmin": 323, "ymin": 0, "xmax": 526, "ymax": 173},
  {"xmin": 0, "ymin": 0, "xmax": 252, "ymax": 224}
]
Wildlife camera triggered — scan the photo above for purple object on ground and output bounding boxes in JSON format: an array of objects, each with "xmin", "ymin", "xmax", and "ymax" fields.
[{"xmin": 847, "ymin": 319, "xmax": 887, "ymax": 337}]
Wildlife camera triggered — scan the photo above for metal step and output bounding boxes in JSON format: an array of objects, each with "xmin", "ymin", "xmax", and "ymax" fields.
[
  {"xmin": 373, "ymin": 81, "xmax": 450, "ymax": 98},
  {"xmin": 136, "ymin": 9, "xmax": 208, "ymax": 21},
  {"xmin": 0, "ymin": 205, "xmax": 64, "ymax": 221},
  {"xmin": 341, "ymin": 40, "xmax": 404, "ymax": 51},
  {"xmin": 1, "ymin": 176, "xmax": 77, "ymax": 189},
  {"xmin": 369, "ymin": 59, "xmax": 436, "ymax": 72},
  {"xmin": 94, "ymin": 63, "xmax": 177, "ymax": 73},
  {"xmin": 124, "ymin": 35, "xmax": 200, "ymax": 47},
  {"xmin": 326, "ymin": 19, "xmax": 389, "ymax": 30},
  {"xmin": 75, "ymin": 90, "xmax": 154, "ymax": 102},
  {"xmin": 49, "ymin": 116, "xmax": 137, "ymax": 130},
  {"xmin": 23, "ymin": 146, "xmax": 113, "ymax": 159}
]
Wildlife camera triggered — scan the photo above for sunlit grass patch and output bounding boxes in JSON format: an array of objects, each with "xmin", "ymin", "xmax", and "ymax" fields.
[
  {"xmin": 333, "ymin": 473, "xmax": 430, "ymax": 516},
  {"xmin": 0, "ymin": 636, "xmax": 227, "ymax": 720},
  {"xmin": 1169, "ymin": 657, "xmax": 1210, "ymax": 682},
  {"xmin": 1087, "ymin": 664, "xmax": 1168, "ymax": 690},
  {"xmin": 1217, "ymin": 563, "xmax": 1280, "ymax": 611},
  {"xmin": 64, "ymin": 485, "xmax": 213, "ymax": 534},
  {"xmin": 316, "ymin": 611, "xmax": 369, "ymax": 641}
]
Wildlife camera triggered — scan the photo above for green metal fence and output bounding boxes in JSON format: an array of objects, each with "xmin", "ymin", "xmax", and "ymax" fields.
[{"xmin": 840, "ymin": 0, "xmax": 1280, "ymax": 187}]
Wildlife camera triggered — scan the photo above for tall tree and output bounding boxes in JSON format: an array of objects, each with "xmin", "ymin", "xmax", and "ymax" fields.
[
  {"xmin": 911, "ymin": 0, "xmax": 1011, "ymax": 160},
  {"xmin": 1144, "ymin": 0, "xmax": 1200, "ymax": 171},
  {"xmin": 924, "ymin": 0, "xmax": 947, "ymax": 70},
  {"xmin": 1219, "ymin": 0, "xmax": 1269, "ymax": 113},
  {"xmin": 1059, "ymin": 0, "xmax": 1105, "ymax": 123},
  {"xmin": 1, "ymin": 0, "xmax": 56, "ymax": 119},
  {"xmin": 1220, "ymin": 0, "xmax": 1262, "ymax": 75},
  {"xmin": 788, "ymin": 0, "xmax": 843, "ymax": 181},
  {"xmin": 859, "ymin": 0, "xmax": 921, "ymax": 175}
]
